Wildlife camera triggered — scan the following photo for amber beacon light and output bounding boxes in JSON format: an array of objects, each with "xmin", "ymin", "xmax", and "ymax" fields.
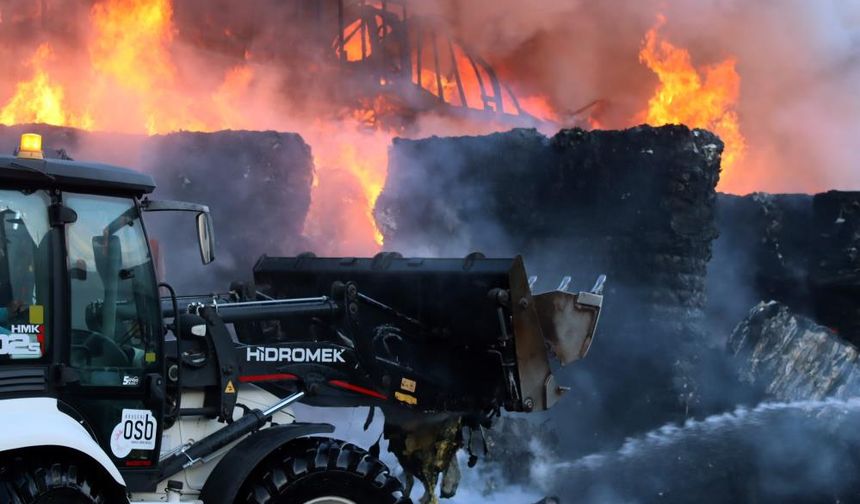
[{"xmin": 17, "ymin": 133, "xmax": 44, "ymax": 160}]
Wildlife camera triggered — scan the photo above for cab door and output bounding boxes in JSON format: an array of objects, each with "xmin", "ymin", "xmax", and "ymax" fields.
[{"xmin": 60, "ymin": 193, "xmax": 165, "ymax": 477}]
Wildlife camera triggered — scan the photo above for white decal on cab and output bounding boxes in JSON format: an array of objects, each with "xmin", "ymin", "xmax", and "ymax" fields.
[{"xmin": 110, "ymin": 409, "xmax": 157, "ymax": 458}]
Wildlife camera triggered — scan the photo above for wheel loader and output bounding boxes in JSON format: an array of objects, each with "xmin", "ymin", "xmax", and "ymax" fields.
[{"xmin": 0, "ymin": 133, "xmax": 604, "ymax": 503}]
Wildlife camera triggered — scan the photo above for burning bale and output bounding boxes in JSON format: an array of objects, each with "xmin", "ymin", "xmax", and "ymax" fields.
[
  {"xmin": 376, "ymin": 124, "xmax": 722, "ymax": 435},
  {"xmin": 728, "ymin": 301, "xmax": 860, "ymax": 402}
]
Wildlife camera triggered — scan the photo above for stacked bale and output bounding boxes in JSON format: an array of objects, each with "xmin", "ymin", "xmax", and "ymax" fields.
[
  {"xmin": 374, "ymin": 128, "xmax": 551, "ymax": 257},
  {"xmin": 377, "ymin": 126, "xmax": 720, "ymax": 333},
  {"xmin": 143, "ymin": 130, "xmax": 314, "ymax": 292},
  {"xmin": 711, "ymin": 191, "xmax": 860, "ymax": 345},
  {"xmin": 0, "ymin": 124, "xmax": 315, "ymax": 293},
  {"xmin": 549, "ymin": 127, "xmax": 720, "ymax": 344},
  {"xmin": 708, "ymin": 193, "xmax": 814, "ymax": 336},
  {"xmin": 376, "ymin": 125, "xmax": 723, "ymax": 440}
]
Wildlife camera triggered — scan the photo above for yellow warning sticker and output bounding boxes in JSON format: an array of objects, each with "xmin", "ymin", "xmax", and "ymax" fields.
[
  {"xmin": 394, "ymin": 391, "xmax": 417, "ymax": 406},
  {"xmin": 225, "ymin": 380, "xmax": 236, "ymax": 394},
  {"xmin": 400, "ymin": 378, "xmax": 416, "ymax": 393},
  {"xmin": 145, "ymin": 352, "xmax": 157, "ymax": 363},
  {"xmin": 28, "ymin": 305, "xmax": 44, "ymax": 325}
]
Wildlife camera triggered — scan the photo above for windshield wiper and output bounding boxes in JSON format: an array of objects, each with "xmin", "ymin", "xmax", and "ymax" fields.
[{"xmin": 10, "ymin": 161, "xmax": 56, "ymax": 182}]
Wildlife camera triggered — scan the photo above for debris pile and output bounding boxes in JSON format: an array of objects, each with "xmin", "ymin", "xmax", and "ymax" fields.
[{"xmin": 728, "ymin": 301, "xmax": 860, "ymax": 401}]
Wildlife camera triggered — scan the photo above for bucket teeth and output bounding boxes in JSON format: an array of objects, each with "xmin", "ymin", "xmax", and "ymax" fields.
[{"xmin": 557, "ymin": 276, "xmax": 572, "ymax": 291}]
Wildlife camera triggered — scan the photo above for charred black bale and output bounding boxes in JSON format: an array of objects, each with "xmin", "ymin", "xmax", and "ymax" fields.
[
  {"xmin": 144, "ymin": 130, "xmax": 314, "ymax": 292},
  {"xmin": 375, "ymin": 128, "xmax": 552, "ymax": 255},
  {"xmin": 711, "ymin": 191, "xmax": 860, "ymax": 345},
  {"xmin": 376, "ymin": 125, "xmax": 722, "ymax": 450},
  {"xmin": 708, "ymin": 193, "xmax": 814, "ymax": 335},
  {"xmin": 810, "ymin": 191, "xmax": 860, "ymax": 342}
]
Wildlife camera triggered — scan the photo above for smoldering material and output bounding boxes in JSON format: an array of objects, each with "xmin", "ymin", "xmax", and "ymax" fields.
[
  {"xmin": 539, "ymin": 304, "xmax": 860, "ymax": 502},
  {"xmin": 538, "ymin": 308, "xmax": 860, "ymax": 503}
]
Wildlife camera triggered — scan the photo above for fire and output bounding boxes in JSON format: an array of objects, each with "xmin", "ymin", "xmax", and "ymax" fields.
[
  {"xmin": 638, "ymin": 16, "xmax": 746, "ymax": 188},
  {"xmin": 90, "ymin": 0, "xmax": 175, "ymax": 93},
  {"xmin": 302, "ymin": 122, "xmax": 390, "ymax": 253},
  {"xmin": 517, "ymin": 95, "xmax": 559, "ymax": 123},
  {"xmin": 342, "ymin": 17, "xmax": 375, "ymax": 62},
  {"xmin": 0, "ymin": 0, "xmax": 561, "ymax": 256},
  {"xmin": 0, "ymin": 44, "xmax": 91, "ymax": 128},
  {"xmin": 212, "ymin": 65, "xmax": 255, "ymax": 129},
  {"xmin": 88, "ymin": 0, "xmax": 209, "ymax": 134}
]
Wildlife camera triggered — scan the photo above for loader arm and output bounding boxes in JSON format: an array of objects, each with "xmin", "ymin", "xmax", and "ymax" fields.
[
  {"xmin": 162, "ymin": 253, "xmax": 603, "ymax": 498},
  {"xmin": 165, "ymin": 254, "xmax": 602, "ymax": 417}
]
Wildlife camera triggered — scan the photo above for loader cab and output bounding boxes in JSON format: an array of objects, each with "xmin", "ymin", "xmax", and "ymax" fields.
[{"xmin": 0, "ymin": 133, "xmax": 213, "ymax": 484}]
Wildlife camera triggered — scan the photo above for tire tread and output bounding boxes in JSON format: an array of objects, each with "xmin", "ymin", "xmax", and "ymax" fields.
[
  {"xmin": 242, "ymin": 437, "xmax": 410, "ymax": 504},
  {"xmin": 0, "ymin": 457, "xmax": 107, "ymax": 504}
]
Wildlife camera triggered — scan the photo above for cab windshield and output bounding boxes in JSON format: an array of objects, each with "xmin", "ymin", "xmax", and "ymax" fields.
[
  {"xmin": 0, "ymin": 190, "xmax": 51, "ymax": 361},
  {"xmin": 66, "ymin": 194, "xmax": 161, "ymax": 385}
]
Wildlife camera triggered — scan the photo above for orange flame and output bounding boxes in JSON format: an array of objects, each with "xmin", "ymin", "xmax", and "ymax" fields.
[
  {"xmin": 639, "ymin": 16, "xmax": 746, "ymax": 187},
  {"xmin": 0, "ymin": 44, "xmax": 91, "ymax": 128},
  {"xmin": 90, "ymin": 0, "xmax": 175, "ymax": 93},
  {"xmin": 302, "ymin": 122, "xmax": 390, "ymax": 253},
  {"xmin": 89, "ymin": 0, "xmax": 211, "ymax": 134},
  {"xmin": 342, "ymin": 17, "xmax": 374, "ymax": 62}
]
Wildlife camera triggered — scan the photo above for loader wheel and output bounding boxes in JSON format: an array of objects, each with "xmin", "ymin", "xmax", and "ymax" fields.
[
  {"xmin": 240, "ymin": 438, "xmax": 411, "ymax": 504},
  {"xmin": 0, "ymin": 457, "xmax": 108, "ymax": 504}
]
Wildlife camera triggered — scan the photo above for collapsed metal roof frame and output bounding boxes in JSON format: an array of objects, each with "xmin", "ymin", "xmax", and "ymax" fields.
[{"xmin": 326, "ymin": 0, "xmax": 539, "ymax": 125}]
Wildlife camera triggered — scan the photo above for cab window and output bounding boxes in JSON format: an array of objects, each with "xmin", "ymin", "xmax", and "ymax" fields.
[
  {"xmin": 65, "ymin": 194, "xmax": 161, "ymax": 386},
  {"xmin": 0, "ymin": 190, "xmax": 51, "ymax": 362}
]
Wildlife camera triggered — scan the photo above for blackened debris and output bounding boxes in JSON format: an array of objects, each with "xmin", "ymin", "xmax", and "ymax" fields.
[{"xmin": 713, "ymin": 191, "xmax": 860, "ymax": 345}]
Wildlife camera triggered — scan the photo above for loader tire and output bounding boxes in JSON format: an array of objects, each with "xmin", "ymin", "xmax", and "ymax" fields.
[
  {"xmin": 0, "ymin": 457, "xmax": 108, "ymax": 504},
  {"xmin": 240, "ymin": 437, "xmax": 411, "ymax": 504}
]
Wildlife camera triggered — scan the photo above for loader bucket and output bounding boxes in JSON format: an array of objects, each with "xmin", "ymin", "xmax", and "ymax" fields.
[
  {"xmin": 252, "ymin": 253, "xmax": 602, "ymax": 413},
  {"xmin": 507, "ymin": 256, "xmax": 603, "ymax": 410}
]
